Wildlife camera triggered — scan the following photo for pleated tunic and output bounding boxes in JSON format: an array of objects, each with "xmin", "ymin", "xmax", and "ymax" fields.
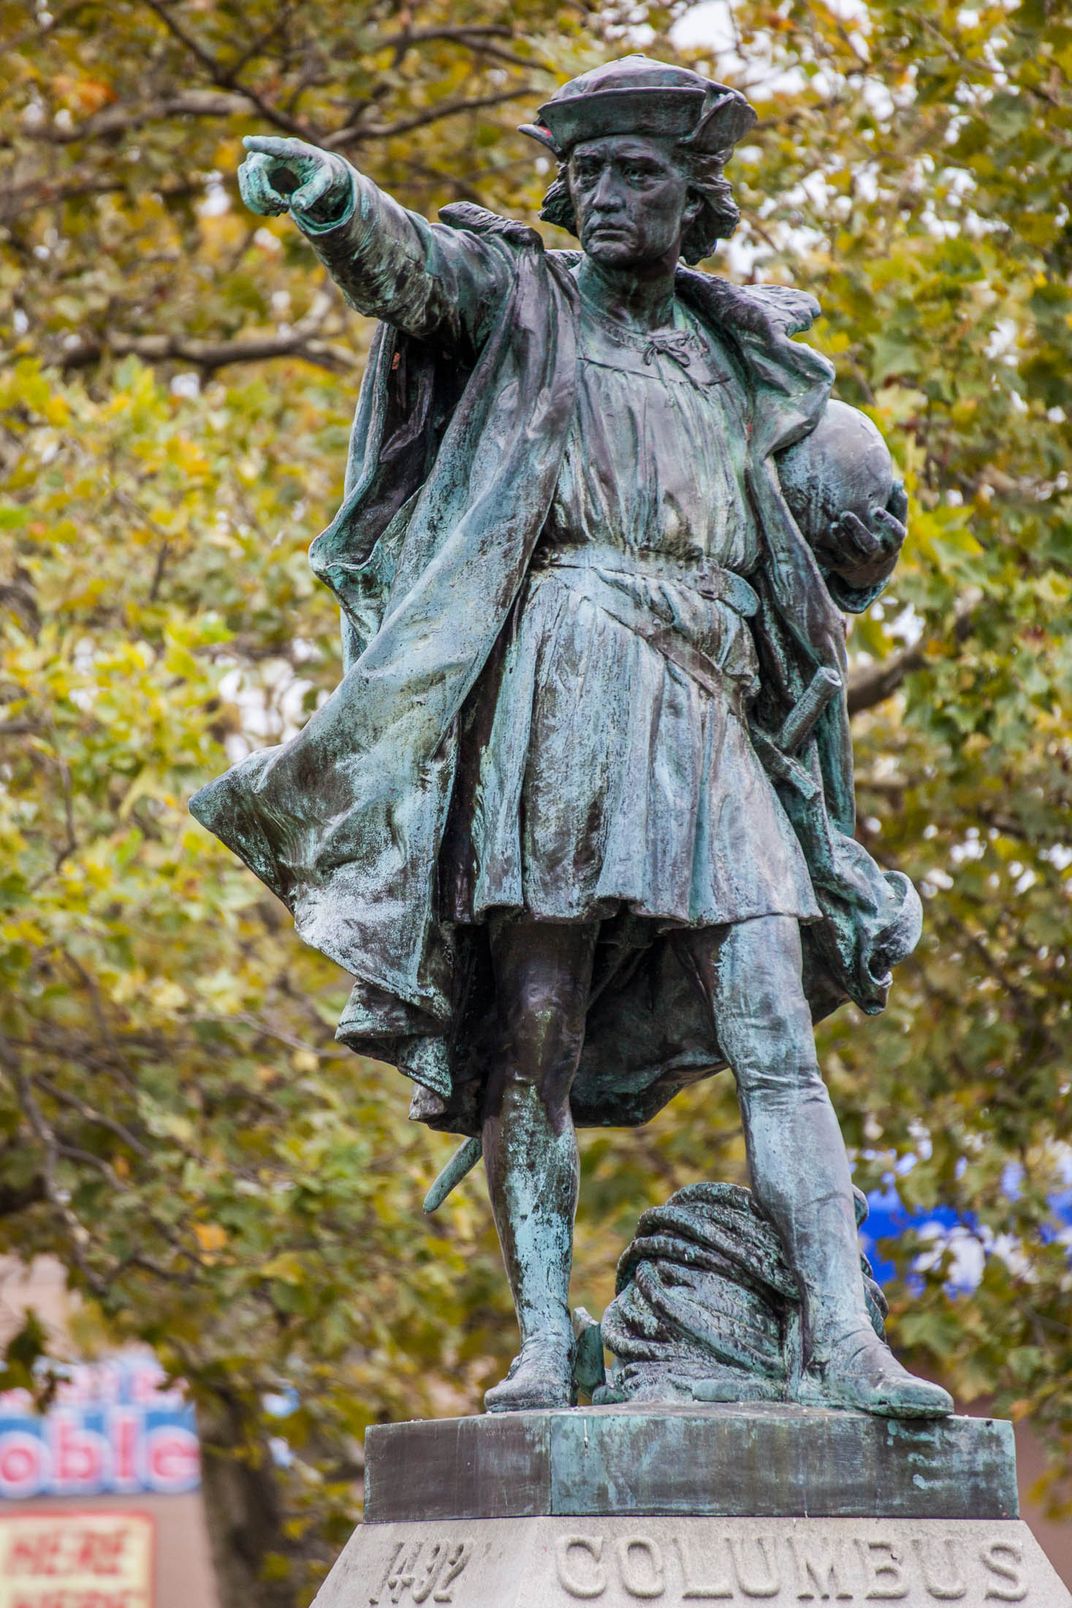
[{"xmin": 446, "ymin": 290, "xmax": 819, "ymax": 931}]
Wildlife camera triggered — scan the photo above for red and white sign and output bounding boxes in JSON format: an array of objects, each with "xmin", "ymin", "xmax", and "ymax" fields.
[
  {"xmin": 0, "ymin": 1360, "xmax": 199, "ymax": 1501},
  {"xmin": 0, "ymin": 1510, "xmax": 153, "ymax": 1607}
]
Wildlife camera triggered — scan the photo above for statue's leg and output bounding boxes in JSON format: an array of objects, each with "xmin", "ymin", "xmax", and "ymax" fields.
[
  {"xmin": 676, "ymin": 915, "xmax": 952, "ymax": 1419},
  {"xmin": 481, "ymin": 916, "xmax": 598, "ymax": 1413}
]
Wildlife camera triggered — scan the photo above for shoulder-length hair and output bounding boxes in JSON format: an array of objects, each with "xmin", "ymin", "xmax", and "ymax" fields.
[{"xmin": 539, "ymin": 149, "xmax": 741, "ymax": 266}]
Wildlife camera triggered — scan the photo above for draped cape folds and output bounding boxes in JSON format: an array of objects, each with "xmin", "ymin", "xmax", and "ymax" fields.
[{"xmin": 190, "ymin": 205, "xmax": 922, "ymax": 1138}]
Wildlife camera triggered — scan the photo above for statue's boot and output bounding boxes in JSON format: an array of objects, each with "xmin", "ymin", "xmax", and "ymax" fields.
[
  {"xmin": 753, "ymin": 1103, "xmax": 955, "ymax": 1419},
  {"xmin": 678, "ymin": 915, "xmax": 953, "ymax": 1422},
  {"xmin": 481, "ymin": 1078, "xmax": 580, "ymax": 1415},
  {"xmin": 755, "ymin": 1130, "xmax": 954, "ymax": 1419},
  {"xmin": 484, "ymin": 1332, "xmax": 576, "ymax": 1413},
  {"xmin": 797, "ymin": 1326, "xmax": 954, "ymax": 1418}
]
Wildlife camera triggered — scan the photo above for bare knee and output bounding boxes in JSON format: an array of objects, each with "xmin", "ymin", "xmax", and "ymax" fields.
[
  {"xmin": 485, "ymin": 919, "xmax": 595, "ymax": 1123},
  {"xmin": 485, "ymin": 982, "xmax": 585, "ymax": 1126},
  {"xmin": 506, "ymin": 1000, "xmax": 583, "ymax": 1096}
]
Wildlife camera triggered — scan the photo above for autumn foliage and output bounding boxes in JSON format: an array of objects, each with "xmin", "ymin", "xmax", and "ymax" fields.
[{"xmin": 1, "ymin": 2, "xmax": 1070, "ymax": 1602}]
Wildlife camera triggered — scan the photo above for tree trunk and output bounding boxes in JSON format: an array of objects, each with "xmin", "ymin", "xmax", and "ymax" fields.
[{"xmin": 196, "ymin": 1392, "xmax": 299, "ymax": 1608}]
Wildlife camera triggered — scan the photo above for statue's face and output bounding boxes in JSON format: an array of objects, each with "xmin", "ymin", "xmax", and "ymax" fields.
[{"xmin": 568, "ymin": 134, "xmax": 699, "ymax": 267}]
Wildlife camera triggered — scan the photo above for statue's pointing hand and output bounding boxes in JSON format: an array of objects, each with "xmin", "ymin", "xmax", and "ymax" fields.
[{"xmin": 239, "ymin": 135, "xmax": 353, "ymax": 228}]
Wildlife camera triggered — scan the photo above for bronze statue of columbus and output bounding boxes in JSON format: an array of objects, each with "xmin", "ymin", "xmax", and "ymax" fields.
[{"xmin": 191, "ymin": 56, "xmax": 952, "ymax": 1420}]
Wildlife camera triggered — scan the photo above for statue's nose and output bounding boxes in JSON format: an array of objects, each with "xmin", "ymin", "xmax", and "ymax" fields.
[{"xmin": 590, "ymin": 167, "xmax": 623, "ymax": 210}]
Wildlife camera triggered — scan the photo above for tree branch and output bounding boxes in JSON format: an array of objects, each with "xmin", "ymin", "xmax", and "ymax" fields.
[
  {"xmin": 0, "ymin": 176, "xmax": 128, "ymax": 224},
  {"xmin": 9, "ymin": 92, "xmax": 249, "ymax": 146},
  {"xmin": 379, "ymin": 25, "xmax": 549, "ymax": 72},
  {"xmin": 0, "ymin": 174, "xmax": 205, "ymax": 225},
  {"xmin": 59, "ymin": 328, "xmax": 356, "ymax": 375},
  {"xmin": 847, "ymin": 640, "xmax": 927, "ymax": 715},
  {"xmin": 32, "ymin": 1073, "xmax": 150, "ymax": 1159},
  {"xmin": 379, "ymin": 25, "xmax": 516, "ymax": 45},
  {"xmin": 0, "ymin": 1038, "xmax": 109, "ymax": 1299},
  {"xmin": 138, "ymin": 0, "xmax": 321, "ymax": 141},
  {"xmin": 848, "ymin": 603, "xmax": 974, "ymax": 715},
  {"xmin": 327, "ymin": 87, "xmax": 534, "ymax": 149}
]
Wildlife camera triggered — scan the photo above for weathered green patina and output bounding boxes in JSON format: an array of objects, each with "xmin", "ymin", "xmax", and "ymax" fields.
[
  {"xmin": 360, "ymin": 1408, "xmax": 1019, "ymax": 1523},
  {"xmin": 190, "ymin": 56, "xmax": 950, "ymax": 1422},
  {"xmin": 596, "ymin": 1182, "xmax": 889, "ymax": 1406}
]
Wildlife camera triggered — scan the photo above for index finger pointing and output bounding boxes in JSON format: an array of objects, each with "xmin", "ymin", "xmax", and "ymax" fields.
[{"xmin": 242, "ymin": 134, "xmax": 309, "ymax": 157}]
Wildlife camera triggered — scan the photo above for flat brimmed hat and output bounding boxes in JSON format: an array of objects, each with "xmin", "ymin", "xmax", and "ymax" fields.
[{"xmin": 520, "ymin": 55, "xmax": 756, "ymax": 160}]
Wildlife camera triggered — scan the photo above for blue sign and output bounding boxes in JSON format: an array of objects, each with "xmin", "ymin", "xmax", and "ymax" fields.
[
  {"xmin": 0, "ymin": 1355, "xmax": 200, "ymax": 1501},
  {"xmin": 863, "ymin": 1159, "xmax": 1072, "ymax": 1293}
]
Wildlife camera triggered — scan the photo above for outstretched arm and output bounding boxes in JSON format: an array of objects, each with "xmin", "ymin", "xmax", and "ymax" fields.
[{"xmin": 239, "ymin": 135, "xmax": 510, "ymax": 351}]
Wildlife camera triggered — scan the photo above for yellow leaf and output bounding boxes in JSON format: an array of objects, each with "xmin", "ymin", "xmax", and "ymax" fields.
[
  {"xmin": 194, "ymin": 1222, "xmax": 227, "ymax": 1253},
  {"xmin": 52, "ymin": 74, "xmax": 115, "ymax": 115},
  {"xmin": 260, "ymin": 1251, "xmax": 305, "ymax": 1284}
]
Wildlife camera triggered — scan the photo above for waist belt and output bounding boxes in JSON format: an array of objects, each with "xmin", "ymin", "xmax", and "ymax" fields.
[
  {"xmin": 534, "ymin": 542, "xmax": 760, "ymax": 618},
  {"xmin": 536, "ymin": 556, "xmax": 748, "ymax": 717},
  {"xmin": 592, "ymin": 583, "xmax": 827, "ymax": 806},
  {"xmin": 530, "ymin": 546, "xmax": 828, "ymax": 804}
]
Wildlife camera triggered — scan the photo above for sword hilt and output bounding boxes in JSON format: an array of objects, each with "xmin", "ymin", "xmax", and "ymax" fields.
[{"xmin": 775, "ymin": 667, "xmax": 843, "ymax": 755}]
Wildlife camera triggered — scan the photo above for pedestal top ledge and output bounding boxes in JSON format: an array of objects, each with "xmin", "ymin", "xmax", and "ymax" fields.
[{"xmin": 364, "ymin": 1402, "xmax": 1017, "ymax": 1525}]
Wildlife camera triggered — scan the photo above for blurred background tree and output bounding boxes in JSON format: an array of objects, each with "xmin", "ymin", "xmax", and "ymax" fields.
[{"xmin": 1, "ymin": 0, "xmax": 1069, "ymax": 1602}]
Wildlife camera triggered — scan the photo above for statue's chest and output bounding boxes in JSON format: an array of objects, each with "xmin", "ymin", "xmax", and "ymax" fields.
[
  {"xmin": 551, "ymin": 308, "xmax": 756, "ymax": 562},
  {"xmin": 578, "ymin": 308, "xmax": 734, "ymax": 390}
]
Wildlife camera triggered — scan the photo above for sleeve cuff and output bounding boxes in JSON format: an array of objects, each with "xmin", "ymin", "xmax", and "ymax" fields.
[{"xmin": 293, "ymin": 168, "xmax": 358, "ymax": 237}]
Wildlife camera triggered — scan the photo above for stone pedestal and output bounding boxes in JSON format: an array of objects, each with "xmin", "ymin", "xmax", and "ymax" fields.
[{"xmin": 312, "ymin": 1405, "xmax": 1071, "ymax": 1606}]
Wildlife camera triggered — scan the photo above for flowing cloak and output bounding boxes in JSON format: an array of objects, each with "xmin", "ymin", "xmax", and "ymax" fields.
[{"xmin": 190, "ymin": 199, "xmax": 922, "ymax": 1139}]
